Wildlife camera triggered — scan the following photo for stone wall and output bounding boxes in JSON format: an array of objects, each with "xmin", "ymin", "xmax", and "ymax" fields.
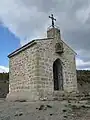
[{"xmin": 62, "ymin": 42, "xmax": 77, "ymax": 92}]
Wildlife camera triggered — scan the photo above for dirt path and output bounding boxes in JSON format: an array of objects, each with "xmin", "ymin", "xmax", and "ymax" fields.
[{"xmin": 0, "ymin": 100, "xmax": 90, "ymax": 120}]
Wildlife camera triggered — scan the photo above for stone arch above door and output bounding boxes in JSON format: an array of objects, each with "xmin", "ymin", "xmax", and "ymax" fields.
[{"xmin": 53, "ymin": 58, "xmax": 63, "ymax": 90}]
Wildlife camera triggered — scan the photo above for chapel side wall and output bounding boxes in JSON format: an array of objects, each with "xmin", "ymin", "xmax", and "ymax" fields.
[
  {"xmin": 36, "ymin": 39, "xmax": 77, "ymax": 95},
  {"xmin": 9, "ymin": 44, "xmax": 39, "ymax": 95}
]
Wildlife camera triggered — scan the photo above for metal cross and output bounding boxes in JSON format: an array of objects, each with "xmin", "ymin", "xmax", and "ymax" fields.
[{"xmin": 49, "ymin": 14, "xmax": 56, "ymax": 28}]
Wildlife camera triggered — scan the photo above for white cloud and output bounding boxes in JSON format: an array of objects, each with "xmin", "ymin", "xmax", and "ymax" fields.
[
  {"xmin": 76, "ymin": 58, "xmax": 90, "ymax": 70},
  {"xmin": 76, "ymin": 5, "xmax": 90, "ymax": 24},
  {"xmin": 0, "ymin": 0, "xmax": 89, "ymax": 44},
  {"xmin": 82, "ymin": 68, "xmax": 90, "ymax": 70},
  {"xmin": 0, "ymin": 66, "xmax": 9, "ymax": 73},
  {"xmin": 0, "ymin": 0, "xmax": 49, "ymax": 45}
]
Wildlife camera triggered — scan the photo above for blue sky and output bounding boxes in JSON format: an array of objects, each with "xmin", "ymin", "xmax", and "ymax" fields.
[{"xmin": 0, "ymin": 25, "xmax": 20, "ymax": 67}]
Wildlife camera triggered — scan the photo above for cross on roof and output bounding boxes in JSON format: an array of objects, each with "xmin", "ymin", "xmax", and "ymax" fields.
[{"xmin": 49, "ymin": 14, "xmax": 56, "ymax": 28}]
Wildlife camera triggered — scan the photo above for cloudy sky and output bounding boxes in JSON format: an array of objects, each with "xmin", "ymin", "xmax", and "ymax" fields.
[{"xmin": 0, "ymin": 0, "xmax": 90, "ymax": 72}]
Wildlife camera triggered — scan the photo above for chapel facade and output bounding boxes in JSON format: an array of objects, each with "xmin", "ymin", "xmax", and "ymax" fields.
[{"xmin": 6, "ymin": 15, "xmax": 77, "ymax": 101}]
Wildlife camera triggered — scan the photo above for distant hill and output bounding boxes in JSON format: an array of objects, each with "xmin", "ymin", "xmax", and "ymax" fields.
[
  {"xmin": 0, "ymin": 73, "xmax": 9, "ymax": 81},
  {"xmin": 76, "ymin": 70, "xmax": 90, "ymax": 94},
  {"xmin": 76, "ymin": 70, "xmax": 90, "ymax": 83},
  {"xmin": 0, "ymin": 73, "xmax": 9, "ymax": 98}
]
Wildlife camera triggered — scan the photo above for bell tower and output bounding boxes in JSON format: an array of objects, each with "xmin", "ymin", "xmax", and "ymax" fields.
[
  {"xmin": 47, "ymin": 14, "xmax": 61, "ymax": 40},
  {"xmin": 47, "ymin": 14, "xmax": 63, "ymax": 54}
]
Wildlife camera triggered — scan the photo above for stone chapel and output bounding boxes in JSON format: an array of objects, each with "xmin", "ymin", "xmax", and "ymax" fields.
[{"xmin": 6, "ymin": 15, "xmax": 77, "ymax": 101}]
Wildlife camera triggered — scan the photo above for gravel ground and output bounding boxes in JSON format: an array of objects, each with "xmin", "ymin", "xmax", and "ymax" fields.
[{"xmin": 0, "ymin": 99, "xmax": 90, "ymax": 120}]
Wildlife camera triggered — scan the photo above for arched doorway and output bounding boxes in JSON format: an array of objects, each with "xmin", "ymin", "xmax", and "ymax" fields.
[{"xmin": 53, "ymin": 59, "xmax": 63, "ymax": 90}]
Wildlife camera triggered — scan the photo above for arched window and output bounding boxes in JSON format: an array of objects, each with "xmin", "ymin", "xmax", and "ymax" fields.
[{"xmin": 53, "ymin": 59, "xmax": 63, "ymax": 90}]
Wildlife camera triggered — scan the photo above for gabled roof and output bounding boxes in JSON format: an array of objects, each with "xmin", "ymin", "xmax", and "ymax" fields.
[
  {"xmin": 8, "ymin": 37, "xmax": 77, "ymax": 58},
  {"xmin": 8, "ymin": 38, "xmax": 53, "ymax": 58},
  {"xmin": 60, "ymin": 39, "xmax": 77, "ymax": 55},
  {"xmin": 8, "ymin": 40, "xmax": 36, "ymax": 58}
]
